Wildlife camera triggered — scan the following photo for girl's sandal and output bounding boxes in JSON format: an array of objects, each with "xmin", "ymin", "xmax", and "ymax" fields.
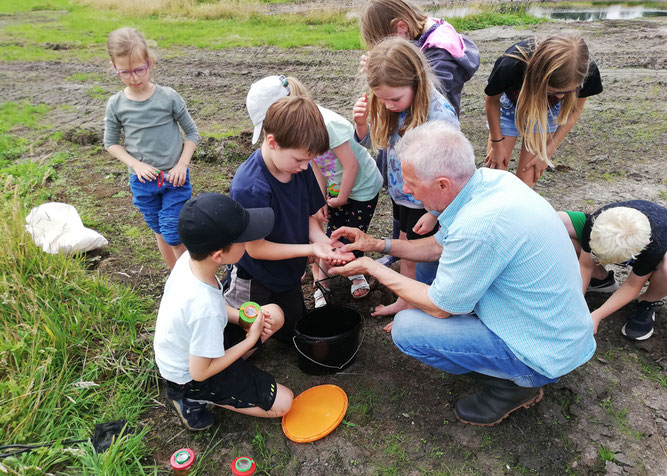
[
  {"xmin": 349, "ymin": 274, "xmax": 370, "ymax": 300},
  {"xmin": 313, "ymin": 288, "xmax": 329, "ymax": 308}
]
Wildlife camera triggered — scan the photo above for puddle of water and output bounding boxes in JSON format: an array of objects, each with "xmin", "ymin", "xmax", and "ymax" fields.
[
  {"xmin": 528, "ymin": 5, "xmax": 667, "ymax": 21},
  {"xmin": 433, "ymin": 3, "xmax": 667, "ymax": 21}
]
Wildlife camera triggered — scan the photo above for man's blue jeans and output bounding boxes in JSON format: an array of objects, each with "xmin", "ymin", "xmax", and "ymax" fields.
[{"xmin": 392, "ymin": 310, "xmax": 559, "ymax": 388}]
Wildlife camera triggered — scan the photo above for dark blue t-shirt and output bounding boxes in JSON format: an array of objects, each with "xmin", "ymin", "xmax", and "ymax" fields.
[{"xmin": 230, "ymin": 148, "xmax": 325, "ymax": 292}]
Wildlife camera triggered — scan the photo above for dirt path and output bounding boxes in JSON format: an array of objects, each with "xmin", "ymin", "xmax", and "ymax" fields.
[{"xmin": 1, "ymin": 9, "xmax": 666, "ymax": 475}]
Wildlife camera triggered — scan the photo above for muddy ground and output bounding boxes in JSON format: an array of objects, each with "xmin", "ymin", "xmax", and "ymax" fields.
[{"xmin": 1, "ymin": 3, "xmax": 666, "ymax": 475}]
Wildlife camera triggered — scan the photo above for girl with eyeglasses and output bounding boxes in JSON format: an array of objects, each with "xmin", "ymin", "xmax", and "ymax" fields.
[
  {"xmin": 104, "ymin": 27, "xmax": 199, "ymax": 269},
  {"xmin": 484, "ymin": 35, "xmax": 603, "ymax": 188}
]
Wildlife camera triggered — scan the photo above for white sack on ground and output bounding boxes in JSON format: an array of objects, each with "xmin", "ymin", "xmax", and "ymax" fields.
[{"xmin": 25, "ymin": 202, "xmax": 108, "ymax": 254}]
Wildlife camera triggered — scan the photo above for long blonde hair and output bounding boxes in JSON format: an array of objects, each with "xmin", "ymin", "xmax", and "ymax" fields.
[
  {"xmin": 366, "ymin": 37, "xmax": 434, "ymax": 149},
  {"xmin": 361, "ymin": 0, "xmax": 427, "ymax": 47},
  {"xmin": 511, "ymin": 36, "xmax": 590, "ymax": 162},
  {"xmin": 107, "ymin": 27, "xmax": 156, "ymax": 66}
]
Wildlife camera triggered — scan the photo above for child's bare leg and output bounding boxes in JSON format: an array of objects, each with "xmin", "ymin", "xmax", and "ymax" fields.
[
  {"xmin": 217, "ymin": 384, "xmax": 293, "ymax": 418},
  {"xmin": 156, "ymin": 233, "xmax": 179, "ymax": 269},
  {"xmin": 515, "ymin": 141, "xmax": 539, "ymax": 188},
  {"xmin": 372, "ymin": 231, "xmax": 412, "ymax": 317},
  {"xmin": 172, "ymin": 242, "xmax": 186, "ymax": 260},
  {"xmin": 314, "ymin": 259, "xmax": 331, "ymax": 288},
  {"xmin": 639, "ymin": 253, "xmax": 667, "ymax": 303}
]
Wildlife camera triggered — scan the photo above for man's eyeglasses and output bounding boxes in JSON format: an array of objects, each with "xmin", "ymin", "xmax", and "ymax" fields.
[{"xmin": 114, "ymin": 62, "xmax": 150, "ymax": 79}]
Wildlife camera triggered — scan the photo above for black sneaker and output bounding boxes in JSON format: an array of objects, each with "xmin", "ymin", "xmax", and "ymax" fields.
[
  {"xmin": 587, "ymin": 270, "xmax": 619, "ymax": 293},
  {"xmin": 169, "ymin": 398, "xmax": 214, "ymax": 431},
  {"xmin": 621, "ymin": 300, "xmax": 664, "ymax": 341}
]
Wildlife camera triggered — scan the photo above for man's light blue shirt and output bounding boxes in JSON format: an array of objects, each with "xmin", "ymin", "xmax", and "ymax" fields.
[{"xmin": 428, "ymin": 168, "xmax": 596, "ymax": 379}]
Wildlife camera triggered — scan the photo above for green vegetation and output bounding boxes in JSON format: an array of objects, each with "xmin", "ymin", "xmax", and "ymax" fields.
[
  {"xmin": 445, "ymin": 10, "xmax": 545, "ymax": 31},
  {"xmin": 598, "ymin": 444, "xmax": 616, "ymax": 463},
  {"xmin": 0, "ymin": 99, "xmax": 157, "ymax": 473},
  {"xmin": 0, "ymin": 0, "xmax": 548, "ymax": 61},
  {"xmin": 66, "ymin": 71, "xmax": 107, "ymax": 82},
  {"xmin": 0, "ymin": 191, "xmax": 158, "ymax": 473}
]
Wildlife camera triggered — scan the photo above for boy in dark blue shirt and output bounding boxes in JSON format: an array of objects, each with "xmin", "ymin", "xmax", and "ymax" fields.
[{"xmin": 225, "ymin": 95, "xmax": 353, "ymax": 340}]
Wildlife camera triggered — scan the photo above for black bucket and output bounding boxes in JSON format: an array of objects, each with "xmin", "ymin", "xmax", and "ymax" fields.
[{"xmin": 293, "ymin": 305, "xmax": 362, "ymax": 375}]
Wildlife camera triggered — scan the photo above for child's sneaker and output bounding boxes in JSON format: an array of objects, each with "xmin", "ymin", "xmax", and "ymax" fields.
[
  {"xmin": 621, "ymin": 300, "xmax": 663, "ymax": 341},
  {"xmin": 587, "ymin": 270, "xmax": 619, "ymax": 293},
  {"xmin": 169, "ymin": 397, "xmax": 214, "ymax": 431}
]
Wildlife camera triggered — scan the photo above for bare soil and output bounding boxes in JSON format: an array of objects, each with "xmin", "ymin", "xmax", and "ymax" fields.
[{"xmin": 2, "ymin": 5, "xmax": 666, "ymax": 475}]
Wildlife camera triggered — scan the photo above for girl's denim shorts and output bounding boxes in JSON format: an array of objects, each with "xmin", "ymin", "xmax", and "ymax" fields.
[
  {"xmin": 129, "ymin": 169, "xmax": 192, "ymax": 245},
  {"xmin": 499, "ymin": 93, "xmax": 561, "ymax": 137}
]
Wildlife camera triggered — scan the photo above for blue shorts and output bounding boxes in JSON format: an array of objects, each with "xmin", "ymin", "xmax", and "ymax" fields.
[
  {"xmin": 499, "ymin": 93, "xmax": 561, "ymax": 137},
  {"xmin": 129, "ymin": 170, "xmax": 192, "ymax": 246}
]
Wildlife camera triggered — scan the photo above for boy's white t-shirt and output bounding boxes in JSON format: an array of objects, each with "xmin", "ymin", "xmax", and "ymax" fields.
[{"xmin": 154, "ymin": 252, "xmax": 227, "ymax": 384}]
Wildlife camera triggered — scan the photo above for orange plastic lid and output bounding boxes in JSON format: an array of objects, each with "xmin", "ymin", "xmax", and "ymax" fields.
[{"xmin": 282, "ymin": 385, "xmax": 348, "ymax": 443}]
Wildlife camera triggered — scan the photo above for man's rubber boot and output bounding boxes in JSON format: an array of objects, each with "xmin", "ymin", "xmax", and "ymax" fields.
[{"xmin": 454, "ymin": 373, "xmax": 543, "ymax": 426}]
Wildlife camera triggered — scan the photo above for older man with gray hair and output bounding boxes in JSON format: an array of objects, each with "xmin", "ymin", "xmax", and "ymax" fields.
[{"xmin": 330, "ymin": 121, "xmax": 595, "ymax": 426}]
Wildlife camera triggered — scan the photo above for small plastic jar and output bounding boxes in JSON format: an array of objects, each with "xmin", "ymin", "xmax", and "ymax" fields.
[
  {"xmin": 170, "ymin": 448, "xmax": 195, "ymax": 476},
  {"xmin": 328, "ymin": 183, "xmax": 340, "ymax": 197},
  {"xmin": 239, "ymin": 302, "xmax": 261, "ymax": 331},
  {"xmin": 231, "ymin": 456, "xmax": 256, "ymax": 475}
]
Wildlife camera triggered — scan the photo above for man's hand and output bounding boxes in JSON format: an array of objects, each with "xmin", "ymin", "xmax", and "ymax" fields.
[
  {"xmin": 312, "ymin": 241, "xmax": 355, "ymax": 265},
  {"xmin": 330, "ymin": 226, "xmax": 381, "ymax": 254},
  {"xmin": 329, "ymin": 256, "xmax": 376, "ymax": 277}
]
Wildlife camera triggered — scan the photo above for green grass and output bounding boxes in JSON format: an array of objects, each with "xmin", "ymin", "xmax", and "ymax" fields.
[
  {"xmin": 87, "ymin": 84, "xmax": 108, "ymax": 100},
  {"xmin": 0, "ymin": 101, "xmax": 61, "ymax": 203},
  {"xmin": 598, "ymin": 444, "xmax": 615, "ymax": 463},
  {"xmin": 446, "ymin": 11, "xmax": 546, "ymax": 31},
  {"xmin": 0, "ymin": 0, "xmax": 548, "ymax": 61},
  {"xmin": 66, "ymin": 71, "xmax": 107, "ymax": 82},
  {"xmin": 0, "ymin": 97, "xmax": 159, "ymax": 474},
  {"xmin": 0, "ymin": 191, "xmax": 159, "ymax": 474}
]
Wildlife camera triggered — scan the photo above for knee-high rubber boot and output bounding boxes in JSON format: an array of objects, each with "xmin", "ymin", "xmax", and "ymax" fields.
[{"xmin": 454, "ymin": 373, "xmax": 543, "ymax": 426}]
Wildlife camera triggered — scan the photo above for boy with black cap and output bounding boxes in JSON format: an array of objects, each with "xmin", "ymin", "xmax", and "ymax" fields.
[{"xmin": 154, "ymin": 192, "xmax": 294, "ymax": 431}]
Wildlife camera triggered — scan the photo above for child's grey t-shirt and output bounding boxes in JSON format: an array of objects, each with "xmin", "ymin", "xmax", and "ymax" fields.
[
  {"xmin": 154, "ymin": 252, "xmax": 227, "ymax": 384},
  {"xmin": 104, "ymin": 85, "xmax": 199, "ymax": 174}
]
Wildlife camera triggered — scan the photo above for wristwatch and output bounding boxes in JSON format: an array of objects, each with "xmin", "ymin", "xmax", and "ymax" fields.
[{"xmin": 382, "ymin": 237, "xmax": 392, "ymax": 254}]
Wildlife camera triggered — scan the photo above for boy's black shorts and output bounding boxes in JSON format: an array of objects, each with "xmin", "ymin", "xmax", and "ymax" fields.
[
  {"xmin": 165, "ymin": 325, "xmax": 277, "ymax": 411},
  {"xmin": 392, "ymin": 201, "xmax": 439, "ymax": 240}
]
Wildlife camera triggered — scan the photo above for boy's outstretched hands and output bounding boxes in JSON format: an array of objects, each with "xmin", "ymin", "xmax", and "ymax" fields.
[
  {"xmin": 311, "ymin": 241, "xmax": 355, "ymax": 266},
  {"xmin": 327, "ymin": 227, "xmax": 383, "ymax": 277}
]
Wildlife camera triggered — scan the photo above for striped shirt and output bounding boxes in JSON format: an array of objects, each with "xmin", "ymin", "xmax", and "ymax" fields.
[{"xmin": 428, "ymin": 168, "xmax": 596, "ymax": 378}]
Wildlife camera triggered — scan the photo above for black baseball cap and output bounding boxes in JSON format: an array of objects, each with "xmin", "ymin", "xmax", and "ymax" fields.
[{"xmin": 178, "ymin": 193, "xmax": 274, "ymax": 254}]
